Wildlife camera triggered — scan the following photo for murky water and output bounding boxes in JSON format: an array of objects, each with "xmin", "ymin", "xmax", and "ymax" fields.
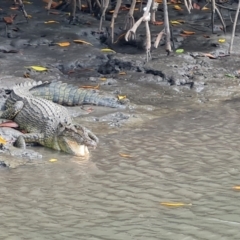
[{"xmin": 1, "ymin": 101, "xmax": 240, "ymax": 239}]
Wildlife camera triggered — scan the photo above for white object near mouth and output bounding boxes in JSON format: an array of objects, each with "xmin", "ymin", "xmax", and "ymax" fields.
[{"xmin": 75, "ymin": 145, "xmax": 89, "ymax": 157}]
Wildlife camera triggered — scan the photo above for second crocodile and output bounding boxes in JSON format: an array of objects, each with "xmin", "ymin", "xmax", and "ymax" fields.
[{"xmin": 29, "ymin": 81, "xmax": 129, "ymax": 108}]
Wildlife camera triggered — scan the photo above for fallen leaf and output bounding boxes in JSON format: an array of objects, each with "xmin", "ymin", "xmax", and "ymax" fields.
[
  {"xmin": 218, "ymin": 38, "xmax": 226, "ymax": 43},
  {"xmin": 3, "ymin": 15, "xmax": 17, "ymax": 24},
  {"xmin": 73, "ymin": 40, "xmax": 93, "ymax": 46},
  {"xmin": 204, "ymin": 53, "xmax": 216, "ymax": 59},
  {"xmin": 202, "ymin": 6, "xmax": 209, "ymax": 10},
  {"xmin": 170, "ymin": 0, "xmax": 181, "ymax": 3},
  {"xmin": 101, "ymin": 48, "xmax": 116, "ymax": 53},
  {"xmin": 160, "ymin": 202, "xmax": 192, "ymax": 207},
  {"xmin": 119, "ymin": 72, "xmax": 126, "ymax": 75},
  {"xmin": 10, "ymin": 7, "xmax": 19, "ymax": 10},
  {"xmin": 0, "ymin": 136, "xmax": 7, "ymax": 144},
  {"xmin": 119, "ymin": 153, "xmax": 133, "ymax": 158},
  {"xmin": 23, "ymin": 1, "xmax": 32, "ymax": 4},
  {"xmin": 23, "ymin": 73, "xmax": 30, "ymax": 78},
  {"xmin": 118, "ymin": 95, "xmax": 127, "ymax": 100},
  {"xmin": 182, "ymin": 30, "xmax": 195, "ymax": 35},
  {"xmin": 81, "ymin": 4, "xmax": 88, "ymax": 9},
  {"xmin": 233, "ymin": 186, "xmax": 240, "ymax": 190},
  {"xmin": 80, "ymin": 84, "xmax": 99, "ymax": 89},
  {"xmin": 173, "ymin": 5, "xmax": 183, "ymax": 10},
  {"xmin": 152, "ymin": 21, "xmax": 164, "ymax": 25},
  {"xmin": 176, "ymin": 49, "xmax": 184, "ymax": 53},
  {"xmin": 49, "ymin": 158, "xmax": 58, "ymax": 162},
  {"xmin": 26, "ymin": 66, "xmax": 48, "ymax": 71},
  {"xmin": 225, "ymin": 74, "xmax": 235, "ymax": 78},
  {"xmin": 27, "ymin": 15, "xmax": 32, "ymax": 18},
  {"xmin": 193, "ymin": 2, "xmax": 201, "ymax": 9},
  {"xmin": 100, "ymin": 77, "xmax": 107, "ymax": 81},
  {"xmin": 56, "ymin": 42, "xmax": 70, "ymax": 47},
  {"xmin": 120, "ymin": 6, "xmax": 129, "ymax": 10},
  {"xmin": 175, "ymin": 19, "xmax": 185, "ymax": 23},
  {"xmin": 44, "ymin": 20, "xmax": 59, "ymax": 24},
  {"xmin": 170, "ymin": 20, "xmax": 182, "ymax": 25}
]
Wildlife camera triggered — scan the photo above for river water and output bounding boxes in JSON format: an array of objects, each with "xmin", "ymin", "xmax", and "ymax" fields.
[{"xmin": 1, "ymin": 100, "xmax": 240, "ymax": 240}]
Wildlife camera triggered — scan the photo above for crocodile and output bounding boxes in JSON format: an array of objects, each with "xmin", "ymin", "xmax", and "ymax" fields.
[
  {"xmin": 29, "ymin": 81, "xmax": 129, "ymax": 108},
  {"xmin": 0, "ymin": 81, "xmax": 99, "ymax": 157}
]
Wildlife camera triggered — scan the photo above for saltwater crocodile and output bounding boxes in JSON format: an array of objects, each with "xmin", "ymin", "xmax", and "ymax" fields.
[
  {"xmin": 29, "ymin": 81, "xmax": 129, "ymax": 108},
  {"xmin": 0, "ymin": 81, "xmax": 99, "ymax": 157}
]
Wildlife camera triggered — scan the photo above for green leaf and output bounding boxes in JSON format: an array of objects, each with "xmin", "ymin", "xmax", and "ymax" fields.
[
  {"xmin": 225, "ymin": 74, "xmax": 235, "ymax": 78},
  {"xmin": 176, "ymin": 49, "xmax": 184, "ymax": 53}
]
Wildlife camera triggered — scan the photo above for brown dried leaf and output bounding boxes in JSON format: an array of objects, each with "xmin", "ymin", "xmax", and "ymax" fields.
[
  {"xmin": 56, "ymin": 42, "xmax": 70, "ymax": 47},
  {"xmin": 119, "ymin": 153, "xmax": 133, "ymax": 158},
  {"xmin": 152, "ymin": 21, "xmax": 164, "ymax": 25},
  {"xmin": 182, "ymin": 30, "xmax": 195, "ymax": 35},
  {"xmin": 160, "ymin": 202, "xmax": 192, "ymax": 207},
  {"xmin": 80, "ymin": 84, "xmax": 99, "ymax": 89},
  {"xmin": 44, "ymin": 20, "xmax": 59, "ymax": 24},
  {"xmin": 173, "ymin": 5, "xmax": 183, "ymax": 10},
  {"xmin": 204, "ymin": 53, "xmax": 216, "ymax": 59},
  {"xmin": 73, "ymin": 40, "xmax": 93, "ymax": 46}
]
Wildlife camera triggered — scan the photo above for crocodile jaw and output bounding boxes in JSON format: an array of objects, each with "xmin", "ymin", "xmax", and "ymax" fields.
[{"xmin": 59, "ymin": 138, "xmax": 89, "ymax": 157}]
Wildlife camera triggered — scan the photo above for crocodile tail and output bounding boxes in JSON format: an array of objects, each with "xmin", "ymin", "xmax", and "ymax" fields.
[{"xmin": 30, "ymin": 81, "xmax": 128, "ymax": 108}]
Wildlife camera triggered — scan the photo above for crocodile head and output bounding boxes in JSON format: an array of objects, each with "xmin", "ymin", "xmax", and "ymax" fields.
[{"xmin": 57, "ymin": 124, "xmax": 98, "ymax": 157}]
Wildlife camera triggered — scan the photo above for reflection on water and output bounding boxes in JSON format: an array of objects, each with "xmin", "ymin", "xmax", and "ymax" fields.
[{"xmin": 1, "ymin": 101, "xmax": 240, "ymax": 239}]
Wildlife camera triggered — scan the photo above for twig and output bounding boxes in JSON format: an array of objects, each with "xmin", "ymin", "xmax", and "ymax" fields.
[
  {"xmin": 163, "ymin": 0, "xmax": 171, "ymax": 54},
  {"xmin": 110, "ymin": 0, "xmax": 122, "ymax": 43},
  {"xmin": 215, "ymin": 6, "xmax": 226, "ymax": 33},
  {"xmin": 17, "ymin": 0, "xmax": 28, "ymax": 22},
  {"xmin": 99, "ymin": 0, "xmax": 110, "ymax": 31},
  {"xmin": 211, "ymin": 0, "xmax": 216, "ymax": 33},
  {"xmin": 183, "ymin": 0, "xmax": 191, "ymax": 13},
  {"xmin": 125, "ymin": 0, "xmax": 152, "ymax": 41},
  {"xmin": 154, "ymin": 28, "xmax": 165, "ymax": 48},
  {"xmin": 142, "ymin": 2, "xmax": 152, "ymax": 61},
  {"xmin": 145, "ymin": 20, "xmax": 151, "ymax": 61},
  {"xmin": 229, "ymin": 0, "xmax": 240, "ymax": 53},
  {"xmin": 124, "ymin": 0, "xmax": 136, "ymax": 31}
]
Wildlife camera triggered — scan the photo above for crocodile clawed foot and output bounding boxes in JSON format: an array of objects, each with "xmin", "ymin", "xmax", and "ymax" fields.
[{"xmin": 14, "ymin": 135, "xmax": 26, "ymax": 149}]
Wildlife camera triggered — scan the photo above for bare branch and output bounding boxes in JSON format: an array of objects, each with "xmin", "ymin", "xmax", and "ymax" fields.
[{"xmin": 229, "ymin": 0, "xmax": 240, "ymax": 53}]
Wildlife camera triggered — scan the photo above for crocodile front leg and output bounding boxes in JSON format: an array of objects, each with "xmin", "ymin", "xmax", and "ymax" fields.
[
  {"xmin": 1, "ymin": 101, "xmax": 24, "ymax": 119},
  {"xmin": 14, "ymin": 133, "xmax": 44, "ymax": 148}
]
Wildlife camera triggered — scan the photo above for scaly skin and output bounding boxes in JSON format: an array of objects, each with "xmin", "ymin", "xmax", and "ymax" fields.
[
  {"xmin": 29, "ymin": 81, "xmax": 129, "ymax": 108},
  {"xmin": 1, "ymin": 81, "xmax": 98, "ymax": 156}
]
